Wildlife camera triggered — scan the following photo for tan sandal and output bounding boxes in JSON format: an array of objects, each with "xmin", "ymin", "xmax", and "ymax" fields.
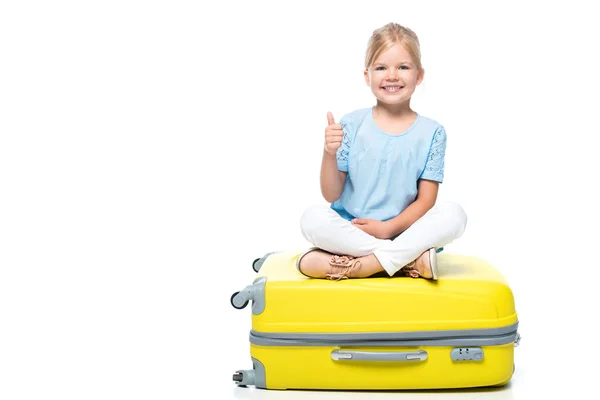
[
  {"xmin": 326, "ymin": 255, "xmax": 362, "ymax": 281},
  {"xmin": 296, "ymin": 249, "xmax": 363, "ymax": 280},
  {"xmin": 399, "ymin": 248, "xmax": 438, "ymax": 281}
]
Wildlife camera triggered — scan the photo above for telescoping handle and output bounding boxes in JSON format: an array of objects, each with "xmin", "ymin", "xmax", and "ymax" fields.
[{"xmin": 331, "ymin": 349, "xmax": 428, "ymax": 362}]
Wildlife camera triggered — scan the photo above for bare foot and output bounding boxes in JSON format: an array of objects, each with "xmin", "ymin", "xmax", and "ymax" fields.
[
  {"xmin": 346, "ymin": 254, "xmax": 385, "ymax": 278},
  {"xmin": 297, "ymin": 249, "xmax": 334, "ymax": 277}
]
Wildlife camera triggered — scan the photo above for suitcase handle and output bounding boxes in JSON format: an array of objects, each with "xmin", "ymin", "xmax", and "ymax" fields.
[{"xmin": 331, "ymin": 349, "xmax": 428, "ymax": 362}]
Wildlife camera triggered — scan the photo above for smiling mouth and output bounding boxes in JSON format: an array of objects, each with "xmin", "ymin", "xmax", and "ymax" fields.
[{"xmin": 381, "ymin": 86, "xmax": 404, "ymax": 92}]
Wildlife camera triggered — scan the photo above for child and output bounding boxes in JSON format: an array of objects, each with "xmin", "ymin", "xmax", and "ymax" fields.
[{"xmin": 297, "ymin": 22, "xmax": 467, "ymax": 281}]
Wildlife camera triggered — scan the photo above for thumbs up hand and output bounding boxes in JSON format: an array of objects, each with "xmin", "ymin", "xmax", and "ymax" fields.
[{"xmin": 324, "ymin": 112, "xmax": 344, "ymax": 156}]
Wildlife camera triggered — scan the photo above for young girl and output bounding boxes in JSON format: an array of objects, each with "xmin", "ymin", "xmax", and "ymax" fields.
[{"xmin": 297, "ymin": 22, "xmax": 467, "ymax": 281}]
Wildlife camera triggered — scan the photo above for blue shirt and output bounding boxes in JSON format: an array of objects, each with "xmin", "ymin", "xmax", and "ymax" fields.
[{"xmin": 331, "ymin": 107, "xmax": 447, "ymax": 222}]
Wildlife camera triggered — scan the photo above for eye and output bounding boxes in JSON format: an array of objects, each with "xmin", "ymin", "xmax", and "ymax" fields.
[
  {"xmin": 375, "ymin": 66, "xmax": 385, "ymax": 71},
  {"xmin": 399, "ymin": 65, "xmax": 409, "ymax": 70}
]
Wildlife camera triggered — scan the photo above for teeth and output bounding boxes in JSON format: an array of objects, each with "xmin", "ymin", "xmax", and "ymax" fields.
[{"xmin": 383, "ymin": 86, "xmax": 402, "ymax": 92}]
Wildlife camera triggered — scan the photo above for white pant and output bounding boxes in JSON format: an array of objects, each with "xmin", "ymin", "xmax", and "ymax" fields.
[{"xmin": 300, "ymin": 202, "xmax": 468, "ymax": 276}]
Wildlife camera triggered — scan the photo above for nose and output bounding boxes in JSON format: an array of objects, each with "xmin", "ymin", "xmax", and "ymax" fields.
[{"xmin": 386, "ymin": 70, "xmax": 399, "ymax": 80}]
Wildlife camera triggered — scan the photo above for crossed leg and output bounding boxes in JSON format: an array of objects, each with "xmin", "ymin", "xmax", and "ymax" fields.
[{"xmin": 298, "ymin": 202, "xmax": 467, "ymax": 280}]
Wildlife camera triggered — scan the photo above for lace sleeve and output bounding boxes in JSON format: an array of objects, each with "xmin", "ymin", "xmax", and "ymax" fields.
[
  {"xmin": 336, "ymin": 115, "xmax": 353, "ymax": 172},
  {"xmin": 420, "ymin": 126, "xmax": 447, "ymax": 183}
]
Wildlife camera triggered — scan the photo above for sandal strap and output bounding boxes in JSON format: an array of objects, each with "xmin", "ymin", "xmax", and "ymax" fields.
[
  {"xmin": 329, "ymin": 255, "xmax": 355, "ymax": 268},
  {"xmin": 400, "ymin": 261, "xmax": 421, "ymax": 278},
  {"xmin": 326, "ymin": 255, "xmax": 362, "ymax": 280}
]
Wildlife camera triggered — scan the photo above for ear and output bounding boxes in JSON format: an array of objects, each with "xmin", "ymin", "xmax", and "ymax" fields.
[
  {"xmin": 364, "ymin": 69, "xmax": 370, "ymax": 86},
  {"xmin": 417, "ymin": 68, "xmax": 425, "ymax": 85}
]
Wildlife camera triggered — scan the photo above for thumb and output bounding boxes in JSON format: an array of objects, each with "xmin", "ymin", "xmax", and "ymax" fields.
[
  {"xmin": 327, "ymin": 112, "xmax": 335, "ymax": 126},
  {"xmin": 352, "ymin": 218, "xmax": 366, "ymax": 225}
]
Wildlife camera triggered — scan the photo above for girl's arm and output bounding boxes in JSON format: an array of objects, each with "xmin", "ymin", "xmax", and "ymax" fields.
[
  {"xmin": 386, "ymin": 179, "xmax": 439, "ymax": 237},
  {"xmin": 320, "ymin": 150, "xmax": 347, "ymax": 203}
]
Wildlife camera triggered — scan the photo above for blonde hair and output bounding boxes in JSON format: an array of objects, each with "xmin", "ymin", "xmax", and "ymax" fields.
[{"xmin": 365, "ymin": 23, "xmax": 422, "ymax": 71}]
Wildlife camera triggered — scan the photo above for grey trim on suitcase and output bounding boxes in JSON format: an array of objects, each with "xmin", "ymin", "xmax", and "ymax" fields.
[
  {"xmin": 249, "ymin": 331, "xmax": 517, "ymax": 347},
  {"xmin": 252, "ymin": 357, "xmax": 266, "ymax": 389},
  {"xmin": 250, "ymin": 322, "xmax": 518, "ymax": 342},
  {"xmin": 231, "ymin": 277, "xmax": 267, "ymax": 315},
  {"xmin": 234, "ymin": 357, "xmax": 266, "ymax": 388},
  {"xmin": 249, "ymin": 323, "xmax": 519, "ymax": 347},
  {"xmin": 251, "ymin": 277, "xmax": 267, "ymax": 315}
]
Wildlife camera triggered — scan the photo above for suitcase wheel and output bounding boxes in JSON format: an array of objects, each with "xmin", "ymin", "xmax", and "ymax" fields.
[
  {"xmin": 232, "ymin": 369, "xmax": 256, "ymax": 387},
  {"xmin": 252, "ymin": 258, "xmax": 261, "ymax": 272},
  {"xmin": 252, "ymin": 252, "xmax": 277, "ymax": 272},
  {"xmin": 231, "ymin": 291, "xmax": 249, "ymax": 309},
  {"xmin": 232, "ymin": 372, "xmax": 243, "ymax": 382}
]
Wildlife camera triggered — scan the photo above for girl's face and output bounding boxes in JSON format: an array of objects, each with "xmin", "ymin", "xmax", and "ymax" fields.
[{"xmin": 364, "ymin": 42, "xmax": 424, "ymax": 106}]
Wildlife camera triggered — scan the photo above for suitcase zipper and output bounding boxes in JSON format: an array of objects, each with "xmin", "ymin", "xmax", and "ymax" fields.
[{"xmin": 249, "ymin": 328, "xmax": 519, "ymax": 348}]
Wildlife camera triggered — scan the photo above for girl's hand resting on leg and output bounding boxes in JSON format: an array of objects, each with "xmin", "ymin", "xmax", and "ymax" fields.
[{"xmin": 351, "ymin": 218, "xmax": 393, "ymax": 239}]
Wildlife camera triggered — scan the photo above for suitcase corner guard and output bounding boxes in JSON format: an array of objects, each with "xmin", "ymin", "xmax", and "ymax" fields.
[
  {"xmin": 233, "ymin": 357, "xmax": 266, "ymax": 388},
  {"xmin": 230, "ymin": 277, "xmax": 267, "ymax": 314}
]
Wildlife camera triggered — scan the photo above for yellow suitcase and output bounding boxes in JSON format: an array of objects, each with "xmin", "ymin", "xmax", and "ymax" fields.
[{"xmin": 231, "ymin": 250, "xmax": 519, "ymax": 390}]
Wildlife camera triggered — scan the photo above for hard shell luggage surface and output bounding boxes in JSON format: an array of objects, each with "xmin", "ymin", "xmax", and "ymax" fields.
[{"xmin": 232, "ymin": 250, "xmax": 519, "ymax": 390}]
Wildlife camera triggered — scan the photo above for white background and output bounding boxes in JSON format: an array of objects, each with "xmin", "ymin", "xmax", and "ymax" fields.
[{"xmin": 1, "ymin": 1, "xmax": 599, "ymax": 399}]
